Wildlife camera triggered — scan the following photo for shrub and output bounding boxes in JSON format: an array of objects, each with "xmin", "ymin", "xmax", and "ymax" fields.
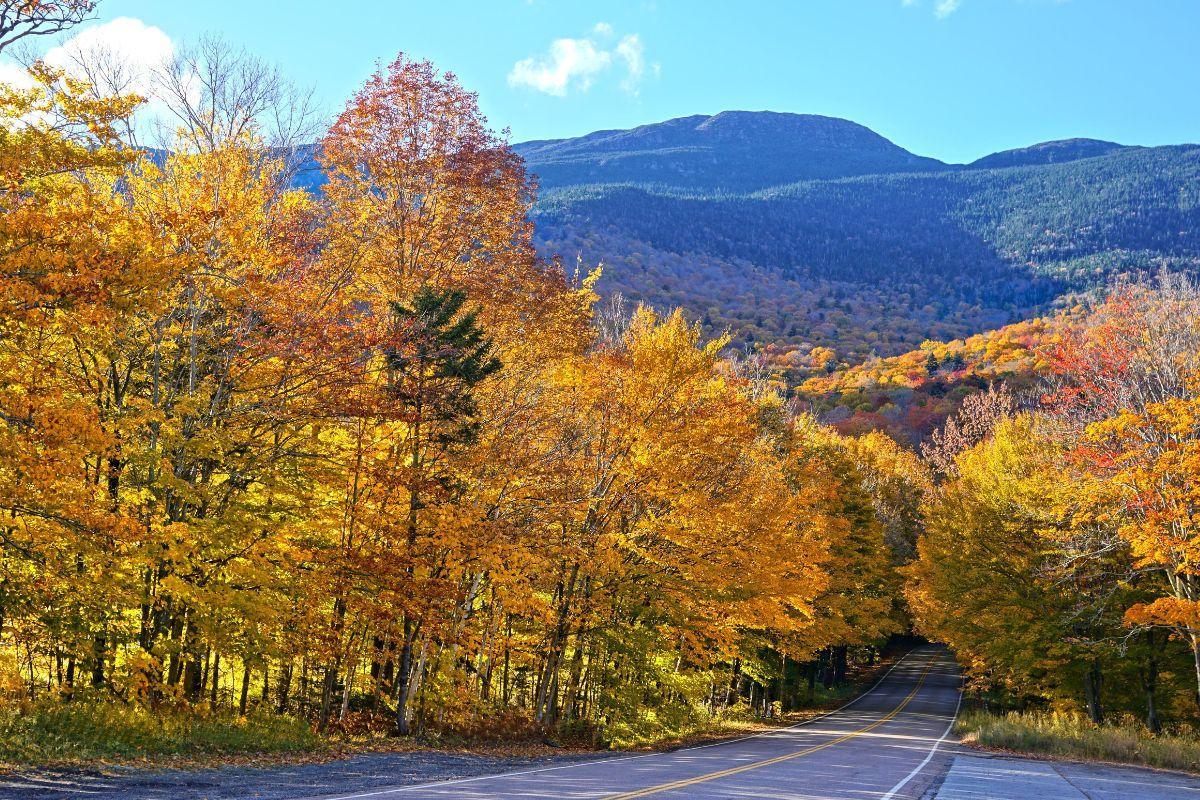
[{"xmin": 0, "ymin": 700, "xmax": 318, "ymax": 765}]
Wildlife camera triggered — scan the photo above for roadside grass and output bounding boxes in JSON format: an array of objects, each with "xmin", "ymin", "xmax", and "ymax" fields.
[
  {"xmin": 1, "ymin": 653, "xmax": 904, "ymax": 768},
  {"xmin": 0, "ymin": 700, "xmax": 318, "ymax": 766},
  {"xmin": 957, "ymin": 709, "xmax": 1200, "ymax": 773}
]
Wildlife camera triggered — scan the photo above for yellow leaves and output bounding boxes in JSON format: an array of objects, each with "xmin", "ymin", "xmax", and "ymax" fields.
[
  {"xmin": 904, "ymin": 413, "xmax": 1089, "ymax": 690},
  {"xmin": 1080, "ymin": 394, "xmax": 1200, "ymax": 575}
]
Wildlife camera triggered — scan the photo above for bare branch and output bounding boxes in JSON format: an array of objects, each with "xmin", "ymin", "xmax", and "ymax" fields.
[{"xmin": 0, "ymin": 0, "xmax": 96, "ymax": 55}]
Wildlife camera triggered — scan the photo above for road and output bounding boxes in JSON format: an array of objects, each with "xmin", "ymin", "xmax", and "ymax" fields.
[
  {"xmin": 301, "ymin": 645, "xmax": 963, "ymax": 800},
  {"xmin": 10, "ymin": 646, "xmax": 1200, "ymax": 799}
]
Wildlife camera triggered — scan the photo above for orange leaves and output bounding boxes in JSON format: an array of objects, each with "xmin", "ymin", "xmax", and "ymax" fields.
[
  {"xmin": 1125, "ymin": 597, "xmax": 1200, "ymax": 630},
  {"xmin": 319, "ymin": 54, "xmax": 537, "ymax": 314}
]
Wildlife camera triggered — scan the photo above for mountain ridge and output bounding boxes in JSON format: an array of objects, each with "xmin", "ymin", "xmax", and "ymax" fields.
[
  {"xmin": 968, "ymin": 137, "xmax": 1133, "ymax": 170},
  {"xmin": 515, "ymin": 112, "xmax": 1187, "ymax": 192},
  {"xmin": 512, "ymin": 110, "xmax": 951, "ymax": 193},
  {"xmin": 513, "ymin": 111, "xmax": 1200, "ymax": 361}
]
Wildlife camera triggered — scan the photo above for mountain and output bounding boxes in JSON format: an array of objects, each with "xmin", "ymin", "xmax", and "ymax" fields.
[
  {"xmin": 967, "ymin": 138, "xmax": 1131, "ymax": 170},
  {"xmin": 513, "ymin": 111, "xmax": 950, "ymax": 193},
  {"xmin": 516, "ymin": 113, "xmax": 1200, "ymax": 362}
]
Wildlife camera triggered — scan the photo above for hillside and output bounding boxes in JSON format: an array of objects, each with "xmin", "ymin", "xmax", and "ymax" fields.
[
  {"xmin": 513, "ymin": 111, "xmax": 949, "ymax": 192},
  {"xmin": 967, "ymin": 137, "xmax": 1131, "ymax": 169},
  {"xmin": 793, "ymin": 314, "xmax": 1065, "ymax": 445},
  {"xmin": 518, "ymin": 113, "xmax": 1200, "ymax": 362}
]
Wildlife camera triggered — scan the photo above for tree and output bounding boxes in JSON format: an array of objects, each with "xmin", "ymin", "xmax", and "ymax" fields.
[
  {"xmin": 907, "ymin": 415, "xmax": 1113, "ymax": 717},
  {"xmin": 0, "ymin": 1, "xmax": 95, "ymax": 54},
  {"xmin": 1044, "ymin": 276, "xmax": 1200, "ymax": 708},
  {"xmin": 786, "ymin": 419, "xmax": 902, "ymax": 686},
  {"xmin": 1083, "ymin": 396, "xmax": 1200, "ymax": 708},
  {"xmin": 921, "ymin": 383, "xmax": 1017, "ymax": 477},
  {"xmin": 848, "ymin": 431, "xmax": 931, "ymax": 565},
  {"xmin": 0, "ymin": 38, "xmax": 923, "ymax": 747},
  {"xmin": 384, "ymin": 286, "xmax": 500, "ymax": 735}
]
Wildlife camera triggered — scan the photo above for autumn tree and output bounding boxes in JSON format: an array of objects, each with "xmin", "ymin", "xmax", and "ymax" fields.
[
  {"xmin": 907, "ymin": 415, "xmax": 1128, "ymax": 719},
  {"xmin": 0, "ymin": 40, "xmax": 916, "ymax": 749},
  {"xmin": 921, "ymin": 383, "xmax": 1017, "ymax": 477},
  {"xmin": 383, "ymin": 287, "xmax": 501, "ymax": 734},
  {"xmin": 0, "ymin": 1, "xmax": 95, "ymax": 54},
  {"xmin": 1045, "ymin": 276, "xmax": 1200, "ymax": 709}
]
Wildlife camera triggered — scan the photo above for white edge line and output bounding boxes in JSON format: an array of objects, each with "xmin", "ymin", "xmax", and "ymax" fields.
[
  {"xmin": 309, "ymin": 647, "xmax": 930, "ymax": 800},
  {"xmin": 878, "ymin": 671, "xmax": 964, "ymax": 800}
]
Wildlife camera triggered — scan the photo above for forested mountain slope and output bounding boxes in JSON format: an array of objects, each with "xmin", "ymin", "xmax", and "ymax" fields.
[{"xmin": 518, "ymin": 113, "xmax": 1200, "ymax": 362}]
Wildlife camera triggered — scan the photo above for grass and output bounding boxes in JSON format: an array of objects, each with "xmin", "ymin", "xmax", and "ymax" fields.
[
  {"xmin": 957, "ymin": 709, "xmax": 1200, "ymax": 773},
  {"xmin": 0, "ymin": 652, "xmax": 903, "ymax": 768},
  {"xmin": 0, "ymin": 700, "xmax": 319, "ymax": 766}
]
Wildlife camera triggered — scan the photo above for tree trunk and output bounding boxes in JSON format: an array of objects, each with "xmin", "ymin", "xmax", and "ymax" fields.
[
  {"xmin": 340, "ymin": 660, "xmax": 356, "ymax": 721},
  {"xmin": 1142, "ymin": 639, "xmax": 1161, "ymax": 734},
  {"xmin": 318, "ymin": 665, "xmax": 338, "ymax": 731},
  {"xmin": 277, "ymin": 660, "xmax": 293, "ymax": 712},
  {"xmin": 534, "ymin": 561, "xmax": 579, "ymax": 726},
  {"xmin": 90, "ymin": 631, "xmax": 107, "ymax": 688},
  {"xmin": 779, "ymin": 653, "xmax": 789, "ymax": 713},
  {"xmin": 726, "ymin": 658, "xmax": 741, "ymax": 707},
  {"xmin": 1083, "ymin": 657, "xmax": 1104, "ymax": 724},
  {"xmin": 1189, "ymin": 628, "xmax": 1200, "ymax": 713},
  {"xmin": 166, "ymin": 611, "xmax": 185, "ymax": 686},
  {"xmin": 833, "ymin": 645, "xmax": 848, "ymax": 686},
  {"xmin": 209, "ymin": 651, "xmax": 220, "ymax": 705},
  {"xmin": 182, "ymin": 622, "xmax": 203, "ymax": 702},
  {"xmin": 240, "ymin": 660, "xmax": 252, "ymax": 716},
  {"xmin": 396, "ymin": 635, "xmax": 429, "ymax": 735}
]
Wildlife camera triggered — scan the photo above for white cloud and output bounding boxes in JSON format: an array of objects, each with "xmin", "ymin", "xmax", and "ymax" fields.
[
  {"xmin": 615, "ymin": 34, "xmax": 644, "ymax": 92},
  {"xmin": 935, "ymin": 0, "xmax": 962, "ymax": 17},
  {"xmin": 0, "ymin": 59, "xmax": 32, "ymax": 89},
  {"xmin": 900, "ymin": 0, "xmax": 965, "ymax": 16},
  {"xmin": 0, "ymin": 17, "xmax": 174, "ymax": 138},
  {"xmin": 0, "ymin": 17, "xmax": 173, "ymax": 98},
  {"xmin": 44, "ymin": 17, "xmax": 174, "ymax": 96},
  {"xmin": 508, "ymin": 37, "xmax": 611, "ymax": 96},
  {"xmin": 509, "ymin": 25, "xmax": 656, "ymax": 97}
]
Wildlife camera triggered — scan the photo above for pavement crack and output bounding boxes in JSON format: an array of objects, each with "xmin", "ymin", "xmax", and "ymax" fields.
[{"xmin": 1049, "ymin": 762, "xmax": 1095, "ymax": 800}]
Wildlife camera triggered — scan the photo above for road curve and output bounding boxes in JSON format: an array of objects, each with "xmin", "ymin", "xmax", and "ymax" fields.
[{"xmin": 301, "ymin": 644, "xmax": 962, "ymax": 800}]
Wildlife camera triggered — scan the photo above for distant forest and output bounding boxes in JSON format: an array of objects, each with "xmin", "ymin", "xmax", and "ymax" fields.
[{"xmin": 524, "ymin": 130, "xmax": 1200, "ymax": 364}]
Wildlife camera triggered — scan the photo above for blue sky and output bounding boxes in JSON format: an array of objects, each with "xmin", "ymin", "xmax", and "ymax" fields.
[{"xmin": 35, "ymin": 0, "xmax": 1200, "ymax": 162}]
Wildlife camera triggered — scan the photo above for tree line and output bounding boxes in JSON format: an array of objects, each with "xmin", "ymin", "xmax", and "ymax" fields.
[
  {"xmin": 909, "ymin": 275, "xmax": 1200, "ymax": 731},
  {"xmin": 0, "ymin": 22, "xmax": 922, "ymax": 745}
]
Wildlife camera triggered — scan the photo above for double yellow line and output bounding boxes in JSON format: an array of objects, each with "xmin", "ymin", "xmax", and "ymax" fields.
[{"xmin": 603, "ymin": 654, "xmax": 939, "ymax": 800}]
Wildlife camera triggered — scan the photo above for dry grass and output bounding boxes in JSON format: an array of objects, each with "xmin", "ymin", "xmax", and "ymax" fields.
[{"xmin": 957, "ymin": 709, "xmax": 1200, "ymax": 773}]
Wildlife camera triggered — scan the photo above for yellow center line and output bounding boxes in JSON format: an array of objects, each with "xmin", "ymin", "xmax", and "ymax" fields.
[{"xmin": 602, "ymin": 655, "xmax": 939, "ymax": 800}]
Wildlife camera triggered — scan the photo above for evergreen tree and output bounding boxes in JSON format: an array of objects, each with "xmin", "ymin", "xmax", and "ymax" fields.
[{"xmin": 385, "ymin": 286, "xmax": 501, "ymax": 735}]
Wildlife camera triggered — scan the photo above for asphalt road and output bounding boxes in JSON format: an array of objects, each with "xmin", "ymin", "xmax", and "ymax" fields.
[
  {"xmin": 300, "ymin": 645, "xmax": 963, "ymax": 800},
  {"xmin": 9, "ymin": 646, "xmax": 1200, "ymax": 799}
]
